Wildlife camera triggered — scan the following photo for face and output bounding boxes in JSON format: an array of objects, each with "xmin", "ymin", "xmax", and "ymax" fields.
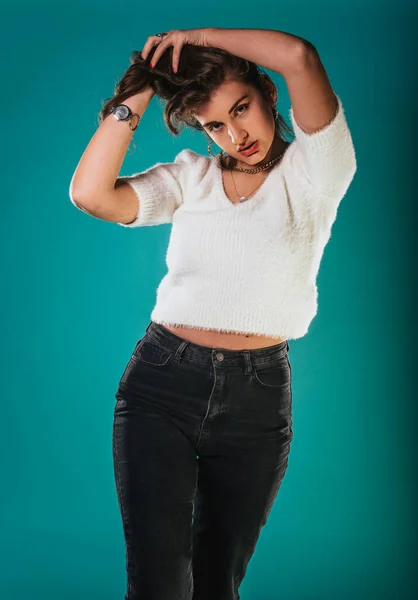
[{"xmin": 194, "ymin": 77, "xmax": 280, "ymax": 169}]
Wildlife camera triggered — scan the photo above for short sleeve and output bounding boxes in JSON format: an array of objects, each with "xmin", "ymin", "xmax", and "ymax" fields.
[
  {"xmin": 116, "ymin": 149, "xmax": 191, "ymax": 227},
  {"xmin": 289, "ymin": 92, "xmax": 357, "ymax": 198}
]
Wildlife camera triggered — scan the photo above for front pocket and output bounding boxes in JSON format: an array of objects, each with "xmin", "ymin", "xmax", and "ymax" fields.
[
  {"xmin": 252, "ymin": 355, "xmax": 291, "ymax": 389},
  {"xmin": 132, "ymin": 339, "xmax": 173, "ymax": 367}
]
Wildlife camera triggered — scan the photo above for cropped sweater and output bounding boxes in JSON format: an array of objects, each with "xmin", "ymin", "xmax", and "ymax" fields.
[{"xmin": 114, "ymin": 92, "xmax": 357, "ymax": 340}]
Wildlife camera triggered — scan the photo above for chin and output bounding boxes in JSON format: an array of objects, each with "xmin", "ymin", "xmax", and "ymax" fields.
[
  {"xmin": 249, "ymin": 150, "xmax": 268, "ymax": 164},
  {"xmin": 239, "ymin": 148, "xmax": 267, "ymax": 163}
]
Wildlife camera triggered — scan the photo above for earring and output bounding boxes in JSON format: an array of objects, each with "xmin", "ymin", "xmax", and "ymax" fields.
[
  {"xmin": 207, "ymin": 140, "xmax": 226, "ymax": 157},
  {"xmin": 272, "ymin": 105, "xmax": 279, "ymax": 121}
]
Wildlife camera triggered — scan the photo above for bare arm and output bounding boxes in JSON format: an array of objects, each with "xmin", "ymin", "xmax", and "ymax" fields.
[
  {"xmin": 205, "ymin": 28, "xmax": 338, "ymax": 134},
  {"xmin": 69, "ymin": 88, "xmax": 154, "ymax": 221},
  {"xmin": 204, "ymin": 27, "xmax": 356, "ymax": 203},
  {"xmin": 204, "ymin": 27, "xmax": 306, "ymax": 81}
]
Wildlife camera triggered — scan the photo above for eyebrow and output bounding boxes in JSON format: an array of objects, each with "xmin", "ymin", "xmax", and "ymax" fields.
[{"xmin": 202, "ymin": 94, "xmax": 249, "ymax": 128}]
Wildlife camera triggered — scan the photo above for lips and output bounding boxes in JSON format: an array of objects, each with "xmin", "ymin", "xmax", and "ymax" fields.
[{"xmin": 239, "ymin": 141, "xmax": 257, "ymax": 152}]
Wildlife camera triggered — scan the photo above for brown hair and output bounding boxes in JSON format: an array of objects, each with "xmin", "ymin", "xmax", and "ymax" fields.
[{"xmin": 99, "ymin": 44, "xmax": 295, "ymax": 168}]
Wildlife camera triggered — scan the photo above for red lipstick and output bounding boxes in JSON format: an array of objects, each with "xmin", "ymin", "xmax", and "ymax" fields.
[{"xmin": 239, "ymin": 141, "xmax": 259, "ymax": 156}]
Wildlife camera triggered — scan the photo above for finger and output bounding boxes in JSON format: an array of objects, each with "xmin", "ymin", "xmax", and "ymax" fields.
[
  {"xmin": 172, "ymin": 41, "xmax": 184, "ymax": 73},
  {"xmin": 150, "ymin": 30, "xmax": 176, "ymax": 68},
  {"xmin": 150, "ymin": 40, "xmax": 170, "ymax": 68},
  {"xmin": 141, "ymin": 34, "xmax": 166, "ymax": 61},
  {"xmin": 140, "ymin": 37, "xmax": 155, "ymax": 61}
]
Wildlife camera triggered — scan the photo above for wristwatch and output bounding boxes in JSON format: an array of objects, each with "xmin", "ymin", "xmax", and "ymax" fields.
[{"xmin": 110, "ymin": 104, "xmax": 140, "ymax": 131}]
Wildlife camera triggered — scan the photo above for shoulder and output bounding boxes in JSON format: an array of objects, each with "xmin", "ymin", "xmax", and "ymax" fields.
[
  {"xmin": 286, "ymin": 93, "xmax": 357, "ymax": 196},
  {"xmin": 174, "ymin": 148, "xmax": 212, "ymax": 167},
  {"xmin": 173, "ymin": 148, "xmax": 214, "ymax": 185}
]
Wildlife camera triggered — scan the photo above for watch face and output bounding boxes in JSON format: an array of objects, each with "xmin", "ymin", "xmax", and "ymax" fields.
[{"xmin": 114, "ymin": 105, "xmax": 130, "ymax": 120}]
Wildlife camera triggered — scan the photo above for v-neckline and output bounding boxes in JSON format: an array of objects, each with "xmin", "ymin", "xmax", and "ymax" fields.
[{"xmin": 213, "ymin": 143, "xmax": 292, "ymax": 209}]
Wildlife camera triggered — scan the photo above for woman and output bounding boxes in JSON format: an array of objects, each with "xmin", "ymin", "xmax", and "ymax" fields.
[{"xmin": 70, "ymin": 27, "xmax": 356, "ymax": 600}]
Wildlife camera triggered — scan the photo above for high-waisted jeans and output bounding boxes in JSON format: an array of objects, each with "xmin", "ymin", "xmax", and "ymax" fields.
[{"xmin": 112, "ymin": 321, "xmax": 294, "ymax": 600}]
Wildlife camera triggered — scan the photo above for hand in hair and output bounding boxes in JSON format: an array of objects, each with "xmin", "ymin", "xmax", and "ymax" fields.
[{"xmin": 141, "ymin": 29, "xmax": 211, "ymax": 74}]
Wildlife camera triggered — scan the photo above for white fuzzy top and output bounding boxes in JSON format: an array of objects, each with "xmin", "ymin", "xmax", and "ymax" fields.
[{"xmin": 115, "ymin": 92, "xmax": 357, "ymax": 340}]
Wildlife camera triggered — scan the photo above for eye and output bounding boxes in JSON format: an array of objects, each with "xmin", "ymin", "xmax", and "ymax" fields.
[
  {"xmin": 235, "ymin": 103, "xmax": 248, "ymax": 116},
  {"xmin": 208, "ymin": 103, "xmax": 249, "ymax": 133},
  {"xmin": 208, "ymin": 123, "xmax": 222, "ymax": 133}
]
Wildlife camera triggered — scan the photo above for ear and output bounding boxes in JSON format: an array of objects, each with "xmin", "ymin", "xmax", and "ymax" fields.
[{"xmin": 260, "ymin": 74, "xmax": 278, "ymax": 105}]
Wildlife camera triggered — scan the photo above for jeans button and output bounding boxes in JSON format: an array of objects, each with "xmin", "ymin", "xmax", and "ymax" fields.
[{"xmin": 215, "ymin": 352, "xmax": 224, "ymax": 361}]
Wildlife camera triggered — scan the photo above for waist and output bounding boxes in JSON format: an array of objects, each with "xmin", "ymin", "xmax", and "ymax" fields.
[{"xmin": 156, "ymin": 323, "xmax": 287, "ymax": 350}]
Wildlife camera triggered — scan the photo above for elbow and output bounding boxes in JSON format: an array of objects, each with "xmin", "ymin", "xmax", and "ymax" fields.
[
  {"xmin": 69, "ymin": 191, "xmax": 95, "ymax": 214},
  {"xmin": 69, "ymin": 190, "xmax": 82, "ymax": 209},
  {"xmin": 69, "ymin": 192, "xmax": 86, "ymax": 210},
  {"xmin": 69, "ymin": 183, "xmax": 102, "ymax": 211},
  {"xmin": 69, "ymin": 174, "xmax": 101, "ymax": 211},
  {"xmin": 295, "ymin": 40, "xmax": 318, "ymax": 65}
]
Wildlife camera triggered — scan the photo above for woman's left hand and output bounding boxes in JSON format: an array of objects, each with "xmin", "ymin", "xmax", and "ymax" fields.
[{"xmin": 140, "ymin": 28, "xmax": 212, "ymax": 73}]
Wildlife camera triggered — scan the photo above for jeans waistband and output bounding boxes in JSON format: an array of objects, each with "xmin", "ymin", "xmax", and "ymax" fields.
[{"xmin": 143, "ymin": 321, "xmax": 289, "ymax": 369}]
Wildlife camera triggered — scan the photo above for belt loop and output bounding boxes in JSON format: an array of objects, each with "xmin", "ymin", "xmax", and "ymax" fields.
[
  {"xmin": 242, "ymin": 350, "xmax": 253, "ymax": 375},
  {"xmin": 174, "ymin": 340, "xmax": 190, "ymax": 363}
]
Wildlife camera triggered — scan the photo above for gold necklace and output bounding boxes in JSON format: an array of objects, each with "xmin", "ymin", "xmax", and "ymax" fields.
[
  {"xmin": 228, "ymin": 145, "xmax": 288, "ymax": 202},
  {"xmin": 229, "ymin": 144, "xmax": 289, "ymax": 174}
]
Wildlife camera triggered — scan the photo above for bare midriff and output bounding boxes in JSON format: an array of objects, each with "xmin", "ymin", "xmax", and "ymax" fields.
[{"xmin": 161, "ymin": 324, "xmax": 287, "ymax": 351}]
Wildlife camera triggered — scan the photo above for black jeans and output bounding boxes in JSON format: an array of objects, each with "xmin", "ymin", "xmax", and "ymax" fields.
[{"xmin": 112, "ymin": 321, "xmax": 294, "ymax": 600}]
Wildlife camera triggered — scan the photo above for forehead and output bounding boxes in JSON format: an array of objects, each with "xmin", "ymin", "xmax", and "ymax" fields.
[{"xmin": 195, "ymin": 79, "xmax": 253, "ymax": 119}]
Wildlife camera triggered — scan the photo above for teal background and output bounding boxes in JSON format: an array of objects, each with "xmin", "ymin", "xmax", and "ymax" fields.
[{"xmin": 1, "ymin": 1, "xmax": 417, "ymax": 598}]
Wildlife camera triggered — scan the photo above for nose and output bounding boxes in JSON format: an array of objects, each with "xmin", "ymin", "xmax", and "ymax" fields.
[{"xmin": 228, "ymin": 124, "xmax": 247, "ymax": 147}]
